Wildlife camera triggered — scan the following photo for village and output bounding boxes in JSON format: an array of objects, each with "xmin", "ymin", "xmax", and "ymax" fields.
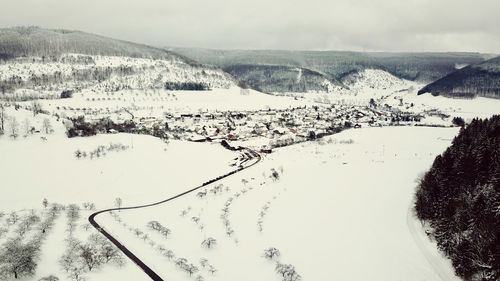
[{"xmin": 129, "ymin": 102, "xmax": 425, "ymax": 152}]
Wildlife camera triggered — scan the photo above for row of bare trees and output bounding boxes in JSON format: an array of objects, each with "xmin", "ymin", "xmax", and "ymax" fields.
[
  {"xmin": 60, "ymin": 204, "xmax": 124, "ymax": 281},
  {"xmin": 263, "ymin": 247, "xmax": 301, "ymax": 281},
  {"xmin": 0, "ymin": 103, "xmax": 53, "ymax": 138},
  {"xmin": 0, "ymin": 204, "xmax": 61, "ymax": 280}
]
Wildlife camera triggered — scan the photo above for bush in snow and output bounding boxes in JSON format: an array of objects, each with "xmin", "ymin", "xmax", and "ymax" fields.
[
  {"xmin": 196, "ymin": 189, "xmax": 207, "ymax": 199},
  {"xmin": 270, "ymin": 168, "xmax": 280, "ymax": 181},
  {"xmin": 263, "ymin": 247, "xmax": 281, "ymax": 260},
  {"xmin": 146, "ymin": 221, "xmax": 171, "ymax": 238},
  {"xmin": 201, "ymin": 237, "xmax": 217, "ymax": 249},
  {"xmin": 275, "ymin": 263, "xmax": 302, "ymax": 281},
  {"xmin": 75, "ymin": 143, "xmax": 129, "ymax": 159},
  {"xmin": 208, "ymin": 265, "xmax": 217, "ymax": 275}
]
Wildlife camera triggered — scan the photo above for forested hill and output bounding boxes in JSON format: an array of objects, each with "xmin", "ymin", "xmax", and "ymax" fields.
[
  {"xmin": 172, "ymin": 48, "xmax": 488, "ymax": 83},
  {"xmin": 418, "ymin": 56, "xmax": 500, "ymax": 99},
  {"xmin": 223, "ymin": 64, "xmax": 338, "ymax": 93},
  {"xmin": 0, "ymin": 26, "xmax": 187, "ymax": 61},
  {"xmin": 415, "ymin": 115, "xmax": 500, "ymax": 280}
]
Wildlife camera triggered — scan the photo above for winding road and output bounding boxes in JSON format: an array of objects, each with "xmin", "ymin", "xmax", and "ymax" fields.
[{"xmin": 88, "ymin": 148, "xmax": 262, "ymax": 281}]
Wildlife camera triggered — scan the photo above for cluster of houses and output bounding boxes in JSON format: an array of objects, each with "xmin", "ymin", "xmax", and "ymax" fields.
[{"xmin": 127, "ymin": 104, "xmax": 424, "ymax": 152}]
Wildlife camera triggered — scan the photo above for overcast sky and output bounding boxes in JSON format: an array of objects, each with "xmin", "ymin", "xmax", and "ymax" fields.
[{"xmin": 1, "ymin": 0, "xmax": 499, "ymax": 53}]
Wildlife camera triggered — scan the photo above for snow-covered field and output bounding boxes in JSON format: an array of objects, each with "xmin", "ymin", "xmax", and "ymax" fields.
[
  {"xmin": 88, "ymin": 126, "xmax": 463, "ymax": 281},
  {"xmin": 0, "ymin": 131, "xmax": 237, "ymax": 212},
  {"xmin": 32, "ymin": 87, "xmax": 319, "ymax": 120}
]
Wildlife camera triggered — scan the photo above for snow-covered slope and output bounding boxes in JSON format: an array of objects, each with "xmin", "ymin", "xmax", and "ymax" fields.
[
  {"xmin": 0, "ymin": 53, "xmax": 235, "ymax": 101},
  {"xmin": 342, "ymin": 69, "xmax": 418, "ymax": 96}
]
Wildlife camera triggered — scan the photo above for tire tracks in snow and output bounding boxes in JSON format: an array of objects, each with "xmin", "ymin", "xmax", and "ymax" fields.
[{"xmin": 88, "ymin": 148, "xmax": 261, "ymax": 281}]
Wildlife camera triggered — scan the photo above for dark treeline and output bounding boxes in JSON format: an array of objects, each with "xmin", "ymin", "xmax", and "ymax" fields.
[
  {"xmin": 66, "ymin": 117, "xmax": 168, "ymax": 140},
  {"xmin": 415, "ymin": 115, "xmax": 500, "ymax": 280},
  {"xmin": 66, "ymin": 116, "xmax": 136, "ymax": 138},
  {"xmin": 164, "ymin": 81, "xmax": 209, "ymax": 91}
]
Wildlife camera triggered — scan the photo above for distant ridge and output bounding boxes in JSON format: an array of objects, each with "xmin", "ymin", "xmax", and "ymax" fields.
[
  {"xmin": 418, "ymin": 56, "xmax": 500, "ymax": 99},
  {"xmin": 172, "ymin": 48, "xmax": 489, "ymax": 93},
  {"xmin": 0, "ymin": 26, "xmax": 191, "ymax": 62},
  {"xmin": 172, "ymin": 48, "xmax": 488, "ymax": 82}
]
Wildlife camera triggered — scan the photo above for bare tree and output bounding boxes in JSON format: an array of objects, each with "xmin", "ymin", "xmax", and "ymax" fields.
[
  {"xmin": 208, "ymin": 265, "xmax": 217, "ymax": 275},
  {"xmin": 175, "ymin": 258, "xmax": 188, "ymax": 268},
  {"xmin": 66, "ymin": 204, "xmax": 80, "ymax": 235},
  {"xmin": 0, "ymin": 238, "xmax": 39, "ymax": 279},
  {"xmin": 275, "ymin": 263, "xmax": 301, "ymax": 281},
  {"xmin": 8, "ymin": 116, "xmax": 19, "ymax": 138},
  {"xmin": 201, "ymin": 237, "xmax": 217, "ymax": 249},
  {"xmin": 263, "ymin": 247, "xmax": 281, "ymax": 260},
  {"xmin": 23, "ymin": 118, "xmax": 31, "ymax": 136},
  {"xmin": 42, "ymin": 198, "xmax": 49, "ymax": 209},
  {"xmin": 31, "ymin": 101, "xmax": 42, "ymax": 116},
  {"xmin": 185, "ymin": 264, "xmax": 199, "ymax": 276},
  {"xmin": 270, "ymin": 168, "xmax": 280, "ymax": 181},
  {"xmin": 114, "ymin": 197, "xmax": 122, "ymax": 211},
  {"xmin": 164, "ymin": 249, "xmax": 175, "ymax": 260},
  {"xmin": 42, "ymin": 118, "xmax": 52, "ymax": 134},
  {"xmin": 79, "ymin": 243, "xmax": 104, "ymax": 271},
  {"xmin": 0, "ymin": 104, "xmax": 6, "ymax": 134}
]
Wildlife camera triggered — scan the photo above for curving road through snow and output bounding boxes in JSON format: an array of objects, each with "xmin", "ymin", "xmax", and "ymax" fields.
[{"xmin": 88, "ymin": 148, "xmax": 262, "ymax": 281}]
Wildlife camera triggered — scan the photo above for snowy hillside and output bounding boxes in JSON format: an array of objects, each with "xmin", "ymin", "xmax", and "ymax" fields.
[
  {"xmin": 342, "ymin": 69, "xmax": 417, "ymax": 95},
  {"xmin": 0, "ymin": 53, "xmax": 235, "ymax": 101}
]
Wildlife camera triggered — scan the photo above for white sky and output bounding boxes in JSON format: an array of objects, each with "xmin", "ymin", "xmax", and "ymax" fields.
[{"xmin": 1, "ymin": 0, "xmax": 499, "ymax": 53}]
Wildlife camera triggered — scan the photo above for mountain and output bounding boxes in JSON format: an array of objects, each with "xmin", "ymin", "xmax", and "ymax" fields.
[
  {"xmin": 0, "ymin": 27, "xmax": 235, "ymax": 99},
  {"xmin": 418, "ymin": 56, "xmax": 500, "ymax": 99},
  {"xmin": 0, "ymin": 26, "xmax": 194, "ymax": 62},
  {"xmin": 171, "ymin": 48, "xmax": 488, "ymax": 93}
]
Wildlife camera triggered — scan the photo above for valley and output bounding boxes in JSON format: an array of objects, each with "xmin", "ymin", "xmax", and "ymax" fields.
[{"xmin": 0, "ymin": 26, "xmax": 499, "ymax": 281}]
